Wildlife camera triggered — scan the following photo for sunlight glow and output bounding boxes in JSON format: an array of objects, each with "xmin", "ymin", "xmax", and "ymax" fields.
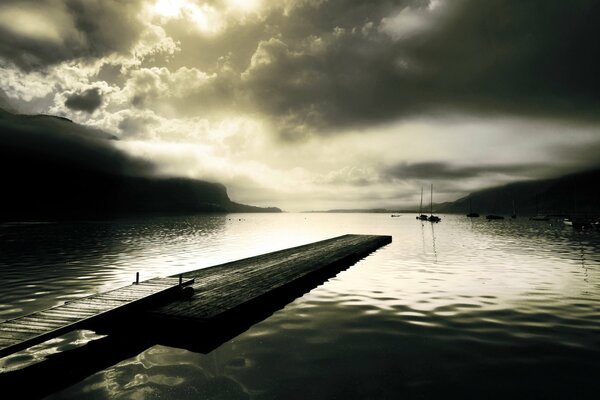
[
  {"xmin": 153, "ymin": 0, "xmax": 186, "ymax": 18},
  {"xmin": 151, "ymin": 0, "xmax": 223, "ymax": 34}
]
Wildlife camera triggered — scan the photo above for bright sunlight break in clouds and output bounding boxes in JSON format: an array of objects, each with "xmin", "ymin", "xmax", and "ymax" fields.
[{"xmin": 1, "ymin": 0, "xmax": 599, "ymax": 211}]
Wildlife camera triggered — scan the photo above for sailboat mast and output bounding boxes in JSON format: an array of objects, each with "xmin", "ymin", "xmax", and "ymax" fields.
[
  {"xmin": 430, "ymin": 184, "xmax": 433, "ymax": 215},
  {"xmin": 419, "ymin": 186, "xmax": 423, "ymax": 214}
]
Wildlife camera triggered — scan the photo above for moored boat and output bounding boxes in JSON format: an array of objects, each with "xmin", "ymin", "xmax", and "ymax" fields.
[
  {"xmin": 428, "ymin": 184, "xmax": 441, "ymax": 223},
  {"xmin": 416, "ymin": 186, "xmax": 429, "ymax": 220},
  {"xmin": 428, "ymin": 215, "xmax": 441, "ymax": 222},
  {"xmin": 466, "ymin": 199, "xmax": 479, "ymax": 218}
]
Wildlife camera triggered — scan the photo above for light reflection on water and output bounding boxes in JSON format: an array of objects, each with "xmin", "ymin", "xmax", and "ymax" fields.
[{"xmin": 1, "ymin": 214, "xmax": 600, "ymax": 399}]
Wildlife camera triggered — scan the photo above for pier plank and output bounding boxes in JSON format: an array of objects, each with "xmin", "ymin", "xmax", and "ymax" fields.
[
  {"xmin": 20, "ymin": 315, "xmax": 77, "ymax": 323},
  {"xmin": 0, "ymin": 277, "xmax": 193, "ymax": 358},
  {"xmin": 0, "ymin": 332, "xmax": 29, "ymax": 342},
  {"xmin": 4, "ymin": 320, "xmax": 63, "ymax": 330}
]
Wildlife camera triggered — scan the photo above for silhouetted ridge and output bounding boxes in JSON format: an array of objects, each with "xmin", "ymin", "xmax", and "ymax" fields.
[
  {"xmin": 0, "ymin": 108, "xmax": 280, "ymax": 220},
  {"xmin": 439, "ymin": 169, "xmax": 600, "ymax": 216}
]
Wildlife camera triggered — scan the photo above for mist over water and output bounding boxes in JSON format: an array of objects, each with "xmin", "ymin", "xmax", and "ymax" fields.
[{"xmin": 1, "ymin": 214, "xmax": 600, "ymax": 399}]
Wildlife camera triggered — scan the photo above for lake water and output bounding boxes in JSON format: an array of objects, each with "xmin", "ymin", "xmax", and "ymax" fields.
[{"xmin": 1, "ymin": 213, "xmax": 600, "ymax": 399}]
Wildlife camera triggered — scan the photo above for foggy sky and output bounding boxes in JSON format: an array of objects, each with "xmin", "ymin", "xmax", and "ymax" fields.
[{"xmin": 1, "ymin": 0, "xmax": 599, "ymax": 211}]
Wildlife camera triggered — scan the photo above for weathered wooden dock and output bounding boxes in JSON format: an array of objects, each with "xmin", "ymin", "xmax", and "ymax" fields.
[
  {"xmin": 0, "ymin": 276, "xmax": 194, "ymax": 358},
  {"xmin": 150, "ymin": 234, "xmax": 391, "ymax": 323},
  {"xmin": 0, "ymin": 234, "xmax": 391, "ymax": 360}
]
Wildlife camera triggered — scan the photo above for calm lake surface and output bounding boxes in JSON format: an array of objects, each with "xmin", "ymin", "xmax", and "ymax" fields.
[{"xmin": 1, "ymin": 213, "xmax": 600, "ymax": 399}]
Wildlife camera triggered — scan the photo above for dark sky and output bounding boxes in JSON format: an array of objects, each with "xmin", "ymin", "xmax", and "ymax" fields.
[{"xmin": 1, "ymin": 0, "xmax": 599, "ymax": 210}]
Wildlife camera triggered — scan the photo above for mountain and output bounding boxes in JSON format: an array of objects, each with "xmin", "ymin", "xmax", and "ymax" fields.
[
  {"xmin": 0, "ymin": 108, "xmax": 280, "ymax": 221},
  {"xmin": 439, "ymin": 169, "xmax": 600, "ymax": 216}
]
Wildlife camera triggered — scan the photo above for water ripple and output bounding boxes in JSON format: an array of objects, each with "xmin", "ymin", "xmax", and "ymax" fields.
[{"xmin": 1, "ymin": 214, "xmax": 599, "ymax": 399}]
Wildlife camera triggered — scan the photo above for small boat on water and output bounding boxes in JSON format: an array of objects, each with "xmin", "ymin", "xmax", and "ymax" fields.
[
  {"xmin": 416, "ymin": 186, "xmax": 428, "ymax": 220},
  {"xmin": 466, "ymin": 199, "xmax": 479, "ymax": 218},
  {"xmin": 486, "ymin": 215, "xmax": 504, "ymax": 220},
  {"xmin": 427, "ymin": 184, "xmax": 441, "ymax": 223},
  {"xmin": 428, "ymin": 215, "xmax": 441, "ymax": 222}
]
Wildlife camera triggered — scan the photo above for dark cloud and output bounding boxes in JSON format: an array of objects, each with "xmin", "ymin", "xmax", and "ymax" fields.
[
  {"xmin": 0, "ymin": 0, "xmax": 145, "ymax": 69},
  {"xmin": 398, "ymin": 0, "xmax": 600, "ymax": 120},
  {"xmin": 64, "ymin": 88, "xmax": 103, "ymax": 113},
  {"xmin": 384, "ymin": 162, "xmax": 550, "ymax": 181},
  {"xmin": 242, "ymin": 33, "xmax": 407, "ymax": 139},
  {"xmin": 237, "ymin": 0, "xmax": 600, "ymax": 138}
]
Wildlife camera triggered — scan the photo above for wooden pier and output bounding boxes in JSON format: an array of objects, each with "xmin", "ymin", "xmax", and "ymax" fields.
[
  {"xmin": 150, "ymin": 234, "xmax": 391, "ymax": 323},
  {"xmin": 0, "ymin": 234, "xmax": 391, "ymax": 360},
  {"xmin": 0, "ymin": 276, "xmax": 194, "ymax": 358}
]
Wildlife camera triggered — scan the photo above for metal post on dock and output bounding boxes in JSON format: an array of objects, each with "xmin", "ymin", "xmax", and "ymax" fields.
[
  {"xmin": 135, "ymin": 272, "xmax": 139, "ymax": 285},
  {"xmin": 179, "ymin": 274, "xmax": 183, "ymax": 286}
]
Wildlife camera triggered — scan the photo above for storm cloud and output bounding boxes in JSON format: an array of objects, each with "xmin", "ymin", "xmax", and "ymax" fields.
[
  {"xmin": 0, "ymin": 0, "xmax": 146, "ymax": 69},
  {"xmin": 65, "ymin": 87, "xmax": 103, "ymax": 113},
  {"xmin": 236, "ymin": 0, "xmax": 600, "ymax": 137},
  {"xmin": 385, "ymin": 162, "xmax": 550, "ymax": 181}
]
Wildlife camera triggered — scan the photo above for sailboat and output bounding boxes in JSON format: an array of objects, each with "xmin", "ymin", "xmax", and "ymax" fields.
[
  {"xmin": 466, "ymin": 199, "xmax": 479, "ymax": 218},
  {"xmin": 416, "ymin": 186, "xmax": 428, "ymax": 220},
  {"xmin": 428, "ymin": 184, "xmax": 441, "ymax": 223}
]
